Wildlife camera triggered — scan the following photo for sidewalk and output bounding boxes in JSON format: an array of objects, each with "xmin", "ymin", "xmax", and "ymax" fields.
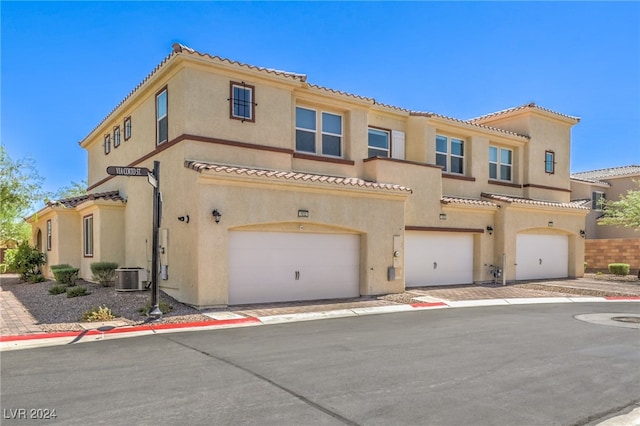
[{"xmin": 2, "ymin": 275, "xmax": 639, "ymax": 350}]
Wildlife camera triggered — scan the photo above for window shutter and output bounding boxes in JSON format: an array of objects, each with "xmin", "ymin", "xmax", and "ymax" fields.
[{"xmin": 391, "ymin": 130, "xmax": 405, "ymax": 160}]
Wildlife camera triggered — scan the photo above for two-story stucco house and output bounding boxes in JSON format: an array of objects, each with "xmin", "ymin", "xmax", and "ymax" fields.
[
  {"xmin": 571, "ymin": 165, "xmax": 640, "ymax": 273},
  {"xmin": 28, "ymin": 44, "xmax": 588, "ymax": 308}
]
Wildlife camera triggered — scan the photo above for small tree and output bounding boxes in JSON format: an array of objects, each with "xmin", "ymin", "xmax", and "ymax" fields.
[
  {"xmin": 5, "ymin": 241, "xmax": 46, "ymax": 281},
  {"xmin": 599, "ymin": 180, "xmax": 640, "ymax": 277}
]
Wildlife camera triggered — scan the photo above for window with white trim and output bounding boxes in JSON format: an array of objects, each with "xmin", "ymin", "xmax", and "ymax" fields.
[
  {"xmin": 83, "ymin": 215, "xmax": 93, "ymax": 257},
  {"xmin": 436, "ymin": 135, "xmax": 464, "ymax": 174},
  {"xmin": 156, "ymin": 88, "xmax": 168, "ymax": 145},
  {"xmin": 489, "ymin": 146, "xmax": 513, "ymax": 181},
  {"xmin": 104, "ymin": 134, "xmax": 111, "ymax": 155},
  {"xmin": 295, "ymin": 107, "xmax": 342, "ymax": 157},
  {"xmin": 368, "ymin": 128, "xmax": 390, "ymax": 158},
  {"xmin": 114, "ymin": 126, "xmax": 121, "ymax": 148},
  {"xmin": 592, "ymin": 191, "xmax": 606, "ymax": 211},
  {"xmin": 230, "ymin": 81, "xmax": 255, "ymax": 122}
]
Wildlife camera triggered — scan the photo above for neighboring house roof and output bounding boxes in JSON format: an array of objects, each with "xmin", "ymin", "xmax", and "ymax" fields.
[
  {"xmin": 47, "ymin": 190, "xmax": 125, "ymax": 209},
  {"xmin": 441, "ymin": 196, "xmax": 497, "ymax": 208},
  {"xmin": 468, "ymin": 102, "xmax": 580, "ymax": 124},
  {"xmin": 481, "ymin": 193, "xmax": 589, "ymax": 210},
  {"xmin": 570, "ymin": 165, "xmax": 640, "ymax": 183},
  {"xmin": 185, "ymin": 161, "xmax": 412, "ymax": 193}
]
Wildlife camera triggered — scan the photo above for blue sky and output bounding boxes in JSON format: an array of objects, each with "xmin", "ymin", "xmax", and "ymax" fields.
[{"xmin": 2, "ymin": 1, "xmax": 639, "ymax": 197}]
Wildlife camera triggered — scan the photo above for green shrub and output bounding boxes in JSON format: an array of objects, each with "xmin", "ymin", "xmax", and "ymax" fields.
[
  {"xmin": 52, "ymin": 267, "xmax": 79, "ymax": 285},
  {"xmin": 49, "ymin": 284, "xmax": 67, "ymax": 295},
  {"xmin": 608, "ymin": 263, "xmax": 630, "ymax": 276},
  {"xmin": 5, "ymin": 242, "xmax": 46, "ymax": 281},
  {"xmin": 50, "ymin": 264, "xmax": 72, "ymax": 271},
  {"xmin": 28, "ymin": 274, "xmax": 46, "ymax": 283},
  {"xmin": 139, "ymin": 301, "xmax": 173, "ymax": 316},
  {"xmin": 81, "ymin": 305, "xmax": 116, "ymax": 322},
  {"xmin": 90, "ymin": 262, "xmax": 119, "ymax": 287},
  {"xmin": 66, "ymin": 286, "xmax": 89, "ymax": 298}
]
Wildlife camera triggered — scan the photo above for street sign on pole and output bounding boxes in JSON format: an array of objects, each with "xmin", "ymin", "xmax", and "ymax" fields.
[
  {"xmin": 106, "ymin": 166, "xmax": 150, "ymax": 177},
  {"xmin": 147, "ymin": 172, "xmax": 158, "ymax": 188}
]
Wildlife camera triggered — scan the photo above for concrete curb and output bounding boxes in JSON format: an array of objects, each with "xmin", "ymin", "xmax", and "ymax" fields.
[{"xmin": 1, "ymin": 298, "xmax": 638, "ymax": 351}]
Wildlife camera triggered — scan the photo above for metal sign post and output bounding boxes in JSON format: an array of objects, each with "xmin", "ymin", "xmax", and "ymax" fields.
[
  {"xmin": 106, "ymin": 163, "xmax": 162, "ymax": 321},
  {"xmin": 148, "ymin": 161, "xmax": 162, "ymax": 321}
]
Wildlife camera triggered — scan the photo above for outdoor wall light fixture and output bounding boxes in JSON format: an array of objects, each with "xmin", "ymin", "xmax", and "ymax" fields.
[
  {"xmin": 212, "ymin": 209, "xmax": 222, "ymax": 224},
  {"xmin": 548, "ymin": 221, "xmax": 554, "ymax": 227},
  {"xmin": 439, "ymin": 213, "xmax": 447, "ymax": 220},
  {"xmin": 177, "ymin": 215, "xmax": 189, "ymax": 224},
  {"xmin": 486, "ymin": 226, "xmax": 493, "ymax": 235},
  {"xmin": 580, "ymin": 229, "xmax": 586, "ymax": 238}
]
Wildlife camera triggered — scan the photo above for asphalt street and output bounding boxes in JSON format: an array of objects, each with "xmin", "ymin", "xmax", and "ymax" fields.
[{"xmin": 2, "ymin": 303, "xmax": 639, "ymax": 426}]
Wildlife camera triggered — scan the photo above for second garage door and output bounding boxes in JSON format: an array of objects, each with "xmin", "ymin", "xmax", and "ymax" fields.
[
  {"xmin": 516, "ymin": 234, "xmax": 568, "ymax": 280},
  {"xmin": 228, "ymin": 231, "xmax": 360, "ymax": 305},
  {"xmin": 405, "ymin": 231, "xmax": 474, "ymax": 287}
]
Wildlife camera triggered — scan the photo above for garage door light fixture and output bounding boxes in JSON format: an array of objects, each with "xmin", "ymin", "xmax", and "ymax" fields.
[
  {"xmin": 548, "ymin": 221, "xmax": 554, "ymax": 227},
  {"xmin": 212, "ymin": 209, "xmax": 222, "ymax": 224},
  {"xmin": 486, "ymin": 226, "xmax": 493, "ymax": 235},
  {"xmin": 580, "ymin": 229, "xmax": 586, "ymax": 238}
]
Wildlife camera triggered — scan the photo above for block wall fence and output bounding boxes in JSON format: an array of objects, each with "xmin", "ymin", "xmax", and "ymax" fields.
[{"xmin": 584, "ymin": 238, "xmax": 640, "ymax": 274}]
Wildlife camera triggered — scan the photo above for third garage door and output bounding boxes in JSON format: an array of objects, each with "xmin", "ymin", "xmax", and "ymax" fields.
[
  {"xmin": 516, "ymin": 234, "xmax": 568, "ymax": 280},
  {"xmin": 405, "ymin": 231, "xmax": 474, "ymax": 287},
  {"xmin": 228, "ymin": 231, "xmax": 359, "ymax": 305}
]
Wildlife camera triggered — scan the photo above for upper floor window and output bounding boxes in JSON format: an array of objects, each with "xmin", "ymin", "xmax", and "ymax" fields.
[
  {"xmin": 46, "ymin": 220, "xmax": 52, "ymax": 251},
  {"xmin": 230, "ymin": 81, "xmax": 255, "ymax": 122},
  {"xmin": 114, "ymin": 126, "xmax": 121, "ymax": 148},
  {"xmin": 489, "ymin": 146, "xmax": 513, "ymax": 181},
  {"xmin": 156, "ymin": 88, "xmax": 168, "ymax": 145},
  {"xmin": 295, "ymin": 107, "xmax": 342, "ymax": 157},
  {"xmin": 436, "ymin": 135, "xmax": 464, "ymax": 174},
  {"xmin": 104, "ymin": 134, "xmax": 111, "ymax": 155},
  {"xmin": 83, "ymin": 215, "xmax": 94, "ymax": 257},
  {"xmin": 545, "ymin": 150, "xmax": 555, "ymax": 174},
  {"xmin": 368, "ymin": 128, "xmax": 390, "ymax": 158},
  {"xmin": 592, "ymin": 191, "xmax": 606, "ymax": 211},
  {"xmin": 124, "ymin": 116, "xmax": 132, "ymax": 140}
]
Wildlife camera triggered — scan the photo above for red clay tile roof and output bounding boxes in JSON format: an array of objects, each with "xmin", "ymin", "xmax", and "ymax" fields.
[
  {"xmin": 185, "ymin": 161, "xmax": 412, "ymax": 193},
  {"xmin": 468, "ymin": 102, "xmax": 580, "ymax": 124},
  {"xmin": 571, "ymin": 165, "xmax": 640, "ymax": 182},
  {"xmin": 481, "ymin": 192, "xmax": 589, "ymax": 210},
  {"xmin": 410, "ymin": 111, "xmax": 530, "ymax": 139},
  {"xmin": 441, "ymin": 196, "xmax": 497, "ymax": 208},
  {"xmin": 48, "ymin": 190, "xmax": 124, "ymax": 208}
]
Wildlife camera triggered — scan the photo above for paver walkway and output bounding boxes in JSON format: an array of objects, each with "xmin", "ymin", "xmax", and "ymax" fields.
[{"xmin": 1, "ymin": 277, "xmax": 44, "ymax": 336}]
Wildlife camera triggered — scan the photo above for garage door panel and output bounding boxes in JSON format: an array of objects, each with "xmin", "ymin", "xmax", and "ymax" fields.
[
  {"xmin": 405, "ymin": 232, "xmax": 473, "ymax": 287},
  {"xmin": 228, "ymin": 231, "xmax": 359, "ymax": 305},
  {"xmin": 516, "ymin": 234, "xmax": 568, "ymax": 280}
]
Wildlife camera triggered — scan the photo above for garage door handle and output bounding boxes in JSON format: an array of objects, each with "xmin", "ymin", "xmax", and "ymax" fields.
[
  {"xmin": 539, "ymin": 258, "xmax": 543, "ymax": 265},
  {"xmin": 433, "ymin": 262, "xmax": 437, "ymax": 270},
  {"xmin": 295, "ymin": 270, "xmax": 300, "ymax": 280}
]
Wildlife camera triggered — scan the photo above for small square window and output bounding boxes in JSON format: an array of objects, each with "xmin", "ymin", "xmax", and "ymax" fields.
[
  {"xmin": 230, "ymin": 81, "xmax": 255, "ymax": 122},
  {"xmin": 545, "ymin": 151, "xmax": 555, "ymax": 174},
  {"xmin": 104, "ymin": 134, "xmax": 111, "ymax": 155},
  {"xmin": 592, "ymin": 191, "xmax": 606, "ymax": 211},
  {"xmin": 124, "ymin": 116, "xmax": 132, "ymax": 140},
  {"xmin": 114, "ymin": 126, "xmax": 121, "ymax": 148}
]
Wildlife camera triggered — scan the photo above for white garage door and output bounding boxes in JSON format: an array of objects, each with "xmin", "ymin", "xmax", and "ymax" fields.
[
  {"xmin": 405, "ymin": 231, "xmax": 474, "ymax": 287},
  {"xmin": 516, "ymin": 234, "xmax": 568, "ymax": 280},
  {"xmin": 228, "ymin": 231, "xmax": 359, "ymax": 305}
]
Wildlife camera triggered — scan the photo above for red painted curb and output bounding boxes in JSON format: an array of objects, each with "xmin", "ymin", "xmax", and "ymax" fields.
[
  {"xmin": 410, "ymin": 302, "xmax": 447, "ymax": 308},
  {"xmin": 0, "ymin": 317, "xmax": 261, "ymax": 343},
  {"xmin": 604, "ymin": 296, "xmax": 640, "ymax": 301}
]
